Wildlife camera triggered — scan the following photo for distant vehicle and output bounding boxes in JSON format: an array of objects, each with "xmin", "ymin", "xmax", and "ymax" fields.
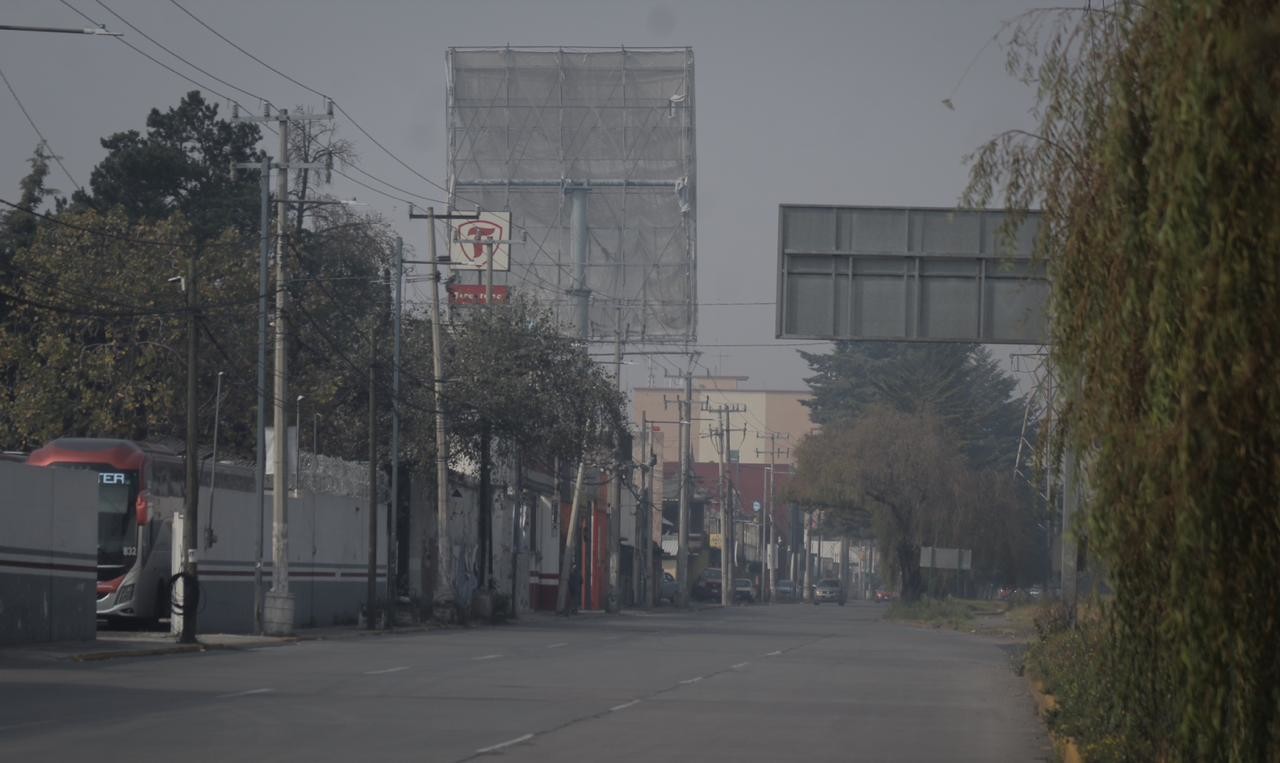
[
  {"xmin": 775, "ymin": 580, "xmax": 797, "ymax": 600},
  {"xmin": 733, "ymin": 578, "xmax": 755, "ymax": 603},
  {"xmin": 813, "ymin": 578, "xmax": 845, "ymax": 605},
  {"xmin": 693, "ymin": 567, "xmax": 722, "ymax": 601},
  {"xmin": 996, "ymin": 585, "xmax": 1015, "ymax": 601},
  {"xmin": 874, "ymin": 589, "xmax": 895, "ymax": 603},
  {"xmin": 26, "ymin": 437, "xmax": 253, "ymax": 625},
  {"xmin": 659, "ymin": 572, "xmax": 678, "ymax": 604},
  {"xmin": 1028, "ymin": 585, "xmax": 1044, "ymax": 600}
]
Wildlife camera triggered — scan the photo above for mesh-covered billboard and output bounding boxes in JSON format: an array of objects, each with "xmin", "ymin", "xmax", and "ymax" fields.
[{"xmin": 447, "ymin": 47, "xmax": 696, "ymax": 341}]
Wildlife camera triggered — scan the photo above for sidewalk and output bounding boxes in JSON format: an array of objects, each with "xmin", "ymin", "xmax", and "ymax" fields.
[{"xmin": 0, "ymin": 603, "xmax": 722, "ymax": 664}]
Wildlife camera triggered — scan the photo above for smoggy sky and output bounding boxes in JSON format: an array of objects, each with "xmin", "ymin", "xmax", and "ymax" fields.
[{"xmin": 1, "ymin": 0, "xmax": 1042, "ymax": 392}]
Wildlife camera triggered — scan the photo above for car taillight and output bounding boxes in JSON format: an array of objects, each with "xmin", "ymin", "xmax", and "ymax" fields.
[{"xmin": 135, "ymin": 490, "xmax": 149, "ymax": 525}]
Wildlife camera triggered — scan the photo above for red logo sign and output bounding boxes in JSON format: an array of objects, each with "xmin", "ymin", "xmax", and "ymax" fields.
[{"xmin": 456, "ymin": 220, "xmax": 506, "ymax": 264}]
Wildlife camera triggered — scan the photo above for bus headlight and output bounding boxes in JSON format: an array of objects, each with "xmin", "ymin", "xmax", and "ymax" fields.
[{"xmin": 116, "ymin": 584, "xmax": 134, "ymax": 603}]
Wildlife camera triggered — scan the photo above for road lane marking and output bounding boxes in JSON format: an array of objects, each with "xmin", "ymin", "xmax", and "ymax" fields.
[
  {"xmin": 678, "ymin": 676, "xmax": 703, "ymax": 684},
  {"xmin": 218, "ymin": 688, "xmax": 272, "ymax": 699},
  {"xmin": 473, "ymin": 653, "xmax": 503, "ymax": 661},
  {"xmin": 731, "ymin": 661, "xmax": 750, "ymax": 669},
  {"xmin": 475, "ymin": 733, "xmax": 534, "ymax": 754},
  {"xmin": 610, "ymin": 700, "xmax": 640, "ymax": 712},
  {"xmin": 547, "ymin": 642, "xmax": 568, "ymax": 649},
  {"xmin": 765, "ymin": 650, "xmax": 782, "ymax": 657},
  {"xmin": 364, "ymin": 666, "xmax": 409, "ymax": 675}
]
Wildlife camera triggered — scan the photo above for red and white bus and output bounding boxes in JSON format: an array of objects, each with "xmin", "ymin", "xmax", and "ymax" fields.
[{"xmin": 26, "ymin": 438, "xmax": 252, "ymax": 624}]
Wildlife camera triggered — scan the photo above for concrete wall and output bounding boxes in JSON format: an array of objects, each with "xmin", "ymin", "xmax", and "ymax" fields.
[
  {"xmin": 0, "ymin": 462, "xmax": 97, "ymax": 644},
  {"xmin": 180, "ymin": 485, "xmax": 386, "ymax": 633}
]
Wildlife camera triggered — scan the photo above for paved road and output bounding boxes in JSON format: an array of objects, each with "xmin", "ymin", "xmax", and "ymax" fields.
[{"xmin": 0, "ymin": 602, "xmax": 1048, "ymax": 762}]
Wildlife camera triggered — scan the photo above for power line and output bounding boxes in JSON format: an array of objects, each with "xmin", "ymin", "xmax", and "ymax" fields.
[
  {"xmin": 0, "ymin": 63, "xmax": 82, "ymax": 193},
  {"xmin": 93, "ymin": 0, "xmax": 272, "ymax": 105},
  {"xmin": 57, "ymin": 0, "xmax": 260, "ymax": 121},
  {"xmin": 166, "ymin": 0, "xmax": 328, "ymax": 101}
]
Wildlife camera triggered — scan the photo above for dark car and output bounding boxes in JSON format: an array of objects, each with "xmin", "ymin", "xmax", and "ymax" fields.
[
  {"xmin": 775, "ymin": 580, "xmax": 797, "ymax": 600},
  {"xmin": 733, "ymin": 578, "xmax": 755, "ymax": 603},
  {"xmin": 693, "ymin": 568, "xmax": 722, "ymax": 601},
  {"xmin": 813, "ymin": 578, "xmax": 845, "ymax": 605},
  {"xmin": 659, "ymin": 572, "xmax": 678, "ymax": 604}
]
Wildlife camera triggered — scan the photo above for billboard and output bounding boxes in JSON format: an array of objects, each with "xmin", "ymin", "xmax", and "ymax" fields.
[
  {"xmin": 776, "ymin": 205, "xmax": 1047, "ymax": 343},
  {"xmin": 450, "ymin": 212, "xmax": 511, "ymax": 272},
  {"xmin": 448, "ymin": 47, "xmax": 697, "ymax": 341}
]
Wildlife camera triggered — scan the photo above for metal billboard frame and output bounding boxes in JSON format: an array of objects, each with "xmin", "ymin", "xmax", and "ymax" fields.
[
  {"xmin": 776, "ymin": 205, "xmax": 1046, "ymax": 344},
  {"xmin": 447, "ymin": 46, "xmax": 697, "ymax": 343}
]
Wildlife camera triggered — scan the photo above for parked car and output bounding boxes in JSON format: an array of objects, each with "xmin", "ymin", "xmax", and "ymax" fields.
[
  {"xmin": 1028, "ymin": 584, "xmax": 1044, "ymax": 600},
  {"xmin": 775, "ymin": 579, "xmax": 797, "ymax": 600},
  {"xmin": 693, "ymin": 568, "xmax": 722, "ymax": 601},
  {"xmin": 874, "ymin": 589, "xmax": 896, "ymax": 603},
  {"xmin": 733, "ymin": 578, "xmax": 755, "ymax": 603},
  {"xmin": 813, "ymin": 578, "xmax": 845, "ymax": 605},
  {"xmin": 659, "ymin": 572, "xmax": 678, "ymax": 604}
]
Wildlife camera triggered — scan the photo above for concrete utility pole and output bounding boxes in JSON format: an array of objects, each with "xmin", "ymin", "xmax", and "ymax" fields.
[
  {"xmin": 636, "ymin": 414, "xmax": 650, "ymax": 607},
  {"xmin": 839, "ymin": 536, "xmax": 850, "ymax": 601},
  {"xmin": 704, "ymin": 400, "xmax": 746, "ymax": 607},
  {"xmin": 407, "ymin": 206, "xmax": 479, "ymax": 618},
  {"xmin": 675, "ymin": 362, "xmax": 696, "ymax": 607},
  {"xmin": 389, "ymin": 238, "xmax": 402, "ymax": 618},
  {"xmin": 802, "ymin": 511, "xmax": 814, "ymax": 602},
  {"xmin": 607, "ymin": 309, "xmax": 625, "ymax": 613},
  {"xmin": 366, "ymin": 317, "xmax": 378, "ymax": 630},
  {"xmin": 233, "ymin": 104, "xmax": 330, "ymax": 636},
  {"xmin": 556, "ymin": 460, "xmax": 589, "ymax": 614},
  {"xmin": 179, "ymin": 240, "xmax": 199, "ymax": 643},
  {"xmin": 756, "ymin": 433, "xmax": 790, "ymax": 604}
]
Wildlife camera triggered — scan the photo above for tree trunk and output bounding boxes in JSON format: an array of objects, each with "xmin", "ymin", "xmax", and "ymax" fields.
[{"xmin": 898, "ymin": 542, "xmax": 923, "ymax": 601}]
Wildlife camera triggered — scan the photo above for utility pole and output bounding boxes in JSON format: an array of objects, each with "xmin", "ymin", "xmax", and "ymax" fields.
[
  {"xmin": 802, "ymin": 510, "xmax": 814, "ymax": 602},
  {"xmin": 389, "ymin": 238, "xmax": 402, "ymax": 620},
  {"xmin": 407, "ymin": 206, "xmax": 478, "ymax": 619},
  {"xmin": 366, "ymin": 316, "xmax": 378, "ymax": 630},
  {"xmin": 233, "ymin": 104, "xmax": 330, "ymax": 636},
  {"xmin": 607, "ymin": 308, "xmax": 625, "ymax": 613},
  {"xmin": 556, "ymin": 460, "xmax": 589, "ymax": 614},
  {"xmin": 179, "ymin": 240, "xmax": 200, "ymax": 644},
  {"xmin": 636, "ymin": 414, "xmax": 649, "ymax": 607},
  {"xmin": 756, "ymin": 433, "xmax": 790, "ymax": 604},
  {"xmin": 663, "ymin": 359, "xmax": 697, "ymax": 608},
  {"xmin": 704, "ymin": 400, "xmax": 746, "ymax": 607}
]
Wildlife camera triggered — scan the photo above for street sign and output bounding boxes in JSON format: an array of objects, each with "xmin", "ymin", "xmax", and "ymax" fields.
[
  {"xmin": 448, "ymin": 284, "xmax": 510, "ymax": 306},
  {"xmin": 450, "ymin": 212, "xmax": 511, "ymax": 271}
]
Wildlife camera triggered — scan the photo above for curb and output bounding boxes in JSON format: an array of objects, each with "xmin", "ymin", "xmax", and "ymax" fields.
[
  {"xmin": 1028, "ymin": 678, "xmax": 1085, "ymax": 763},
  {"xmin": 70, "ymin": 637, "xmax": 298, "ymax": 663}
]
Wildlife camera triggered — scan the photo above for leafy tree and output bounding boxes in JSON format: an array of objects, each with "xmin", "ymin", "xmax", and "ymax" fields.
[
  {"xmin": 74, "ymin": 91, "xmax": 263, "ymax": 240},
  {"xmin": 790, "ymin": 408, "xmax": 968, "ymax": 600},
  {"xmin": 964, "ymin": 2, "xmax": 1280, "ymax": 759},
  {"xmin": 0, "ymin": 211, "xmax": 252, "ymax": 449},
  {"xmin": 444, "ymin": 296, "xmax": 625, "ymax": 464}
]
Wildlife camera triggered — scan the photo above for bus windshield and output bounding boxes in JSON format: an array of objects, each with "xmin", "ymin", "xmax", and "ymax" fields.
[{"xmin": 52, "ymin": 464, "xmax": 138, "ymax": 581}]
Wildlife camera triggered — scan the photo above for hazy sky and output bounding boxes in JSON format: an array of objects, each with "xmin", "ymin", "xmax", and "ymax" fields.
[{"xmin": 1, "ymin": 0, "xmax": 1040, "ymax": 392}]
